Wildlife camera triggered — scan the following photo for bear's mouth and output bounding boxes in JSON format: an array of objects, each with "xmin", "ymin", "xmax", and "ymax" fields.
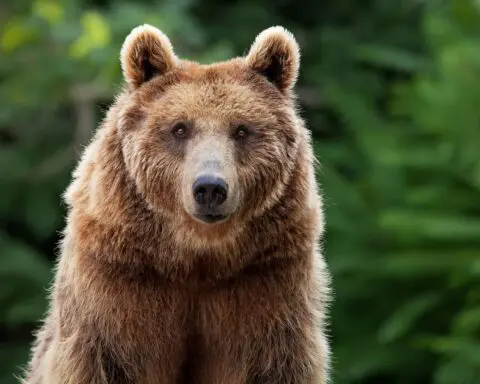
[{"xmin": 194, "ymin": 213, "xmax": 229, "ymax": 224}]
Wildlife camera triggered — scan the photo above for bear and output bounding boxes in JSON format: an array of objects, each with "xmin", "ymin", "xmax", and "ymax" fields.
[{"xmin": 23, "ymin": 24, "xmax": 331, "ymax": 384}]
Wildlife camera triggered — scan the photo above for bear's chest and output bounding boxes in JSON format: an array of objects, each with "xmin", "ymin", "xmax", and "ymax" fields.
[
  {"xmin": 80, "ymin": 259, "xmax": 301, "ymax": 383},
  {"xmin": 97, "ymin": 264, "xmax": 291, "ymax": 344}
]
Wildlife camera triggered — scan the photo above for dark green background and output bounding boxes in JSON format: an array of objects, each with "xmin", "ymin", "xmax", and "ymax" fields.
[{"xmin": 1, "ymin": 0, "xmax": 480, "ymax": 383}]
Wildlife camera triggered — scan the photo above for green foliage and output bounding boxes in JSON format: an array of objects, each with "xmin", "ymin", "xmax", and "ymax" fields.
[{"xmin": 1, "ymin": 0, "xmax": 479, "ymax": 383}]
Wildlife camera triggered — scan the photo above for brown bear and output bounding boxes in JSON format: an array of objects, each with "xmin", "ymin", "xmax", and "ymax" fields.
[{"xmin": 23, "ymin": 24, "xmax": 331, "ymax": 384}]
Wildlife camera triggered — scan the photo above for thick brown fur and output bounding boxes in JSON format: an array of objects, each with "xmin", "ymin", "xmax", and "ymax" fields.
[{"xmin": 23, "ymin": 25, "xmax": 331, "ymax": 384}]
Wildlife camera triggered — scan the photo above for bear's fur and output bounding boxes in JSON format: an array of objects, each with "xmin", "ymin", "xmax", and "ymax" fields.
[{"xmin": 23, "ymin": 25, "xmax": 331, "ymax": 384}]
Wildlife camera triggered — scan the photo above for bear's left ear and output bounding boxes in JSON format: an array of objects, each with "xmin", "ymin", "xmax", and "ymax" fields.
[
  {"xmin": 120, "ymin": 24, "xmax": 177, "ymax": 88},
  {"xmin": 246, "ymin": 26, "xmax": 300, "ymax": 93}
]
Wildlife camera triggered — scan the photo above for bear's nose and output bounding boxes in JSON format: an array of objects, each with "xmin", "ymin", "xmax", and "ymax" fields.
[{"xmin": 192, "ymin": 175, "xmax": 228, "ymax": 207}]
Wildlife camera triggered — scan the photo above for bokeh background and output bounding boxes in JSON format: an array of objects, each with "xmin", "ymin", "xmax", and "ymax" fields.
[{"xmin": 1, "ymin": 0, "xmax": 480, "ymax": 383}]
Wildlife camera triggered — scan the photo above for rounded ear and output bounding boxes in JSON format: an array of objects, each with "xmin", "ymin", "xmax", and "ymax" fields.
[
  {"xmin": 120, "ymin": 24, "xmax": 177, "ymax": 88},
  {"xmin": 246, "ymin": 26, "xmax": 300, "ymax": 93}
]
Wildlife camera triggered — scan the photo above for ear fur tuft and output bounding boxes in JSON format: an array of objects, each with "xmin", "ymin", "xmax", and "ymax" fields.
[
  {"xmin": 120, "ymin": 24, "xmax": 177, "ymax": 88},
  {"xmin": 246, "ymin": 26, "xmax": 300, "ymax": 92}
]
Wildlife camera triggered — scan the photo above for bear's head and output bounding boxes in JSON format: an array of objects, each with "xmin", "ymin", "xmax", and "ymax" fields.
[{"xmin": 117, "ymin": 25, "xmax": 308, "ymax": 241}]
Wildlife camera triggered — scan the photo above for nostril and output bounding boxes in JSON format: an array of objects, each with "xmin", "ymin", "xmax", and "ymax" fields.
[
  {"xmin": 212, "ymin": 186, "xmax": 227, "ymax": 205},
  {"xmin": 194, "ymin": 186, "xmax": 207, "ymax": 205}
]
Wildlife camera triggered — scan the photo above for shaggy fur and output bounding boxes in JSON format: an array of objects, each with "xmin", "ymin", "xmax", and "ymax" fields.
[{"xmin": 23, "ymin": 25, "xmax": 331, "ymax": 384}]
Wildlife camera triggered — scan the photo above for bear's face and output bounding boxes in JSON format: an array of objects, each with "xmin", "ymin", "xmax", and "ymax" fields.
[{"xmin": 118, "ymin": 25, "xmax": 302, "ymax": 233}]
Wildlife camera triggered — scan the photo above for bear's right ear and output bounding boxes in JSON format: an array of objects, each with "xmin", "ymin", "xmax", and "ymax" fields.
[{"xmin": 120, "ymin": 24, "xmax": 177, "ymax": 88}]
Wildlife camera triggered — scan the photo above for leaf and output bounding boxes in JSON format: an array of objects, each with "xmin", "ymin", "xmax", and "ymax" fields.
[
  {"xmin": 3, "ymin": 293, "xmax": 48, "ymax": 327},
  {"xmin": 421, "ymin": 336, "xmax": 480, "ymax": 363},
  {"xmin": 69, "ymin": 11, "xmax": 111, "ymax": 58},
  {"xmin": 453, "ymin": 307, "xmax": 480, "ymax": 335},
  {"xmin": 435, "ymin": 358, "xmax": 480, "ymax": 384},
  {"xmin": 32, "ymin": 0, "xmax": 65, "ymax": 25},
  {"xmin": 23, "ymin": 188, "xmax": 60, "ymax": 241},
  {"xmin": 0, "ymin": 19, "xmax": 37, "ymax": 52},
  {"xmin": 355, "ymin": 44, "xmax": 430, "ymax": 72},
  {"xmin": 378, "ymin": 293, "xmax": 441, "ymax": 343},
  {"xmin": 0, "ymin": 234, "xmax": 51, "ymax": 285},
  {"xmin": 379, "ymin": 210, "xmax": 480, "ymax": 243}
]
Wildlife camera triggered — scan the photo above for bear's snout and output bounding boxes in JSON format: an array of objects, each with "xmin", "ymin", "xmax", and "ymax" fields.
[
  {"xmin": 192, "ymin": 174, "xmax": 229, "ymax": 224},
  {"xmin": 193, "ymin": 175, "xmax": 228, "ymax": 207}
]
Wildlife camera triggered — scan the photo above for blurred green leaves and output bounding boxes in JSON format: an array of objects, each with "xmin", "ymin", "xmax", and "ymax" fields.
[
  {"xmin": 1, "ymin": 18, "xmax": 37, "ymax": 52},
  {"xmin": 310, "ymin": 2, "xmax": 480, "ymax": 382},
  {"xmin": 70, "ymin": 11, "xmax": 111, "ymax": 59},
  {"xmin": 0, "ymin": 233, "xmax": 50, "ymax": 325},
  {"xmin": 33, "ymin": 0, "xmax": 64, "ymax": 26}
]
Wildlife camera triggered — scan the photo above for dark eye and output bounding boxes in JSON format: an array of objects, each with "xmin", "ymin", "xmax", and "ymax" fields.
[
  {"xmin": 233, "ymin": 125, "xmax": 250, "ymax": 140},
  {"xmin": 172, "ymin": 122, "xmax": 188, "ymax": 138}
]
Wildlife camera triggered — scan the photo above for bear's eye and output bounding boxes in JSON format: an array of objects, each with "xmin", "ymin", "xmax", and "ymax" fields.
[
  {"xmin": 172, "ymin": 122, "xmax": 188, "ymax": 139},
  {"xmin": 233, "ymin": 125, "xmax": 250, "ymax": 140}
]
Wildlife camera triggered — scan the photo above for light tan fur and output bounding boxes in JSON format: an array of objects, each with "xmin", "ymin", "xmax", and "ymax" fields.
[{"xmin": 23, "ymin": 25, "xmax": 331, "ymax": 384}]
